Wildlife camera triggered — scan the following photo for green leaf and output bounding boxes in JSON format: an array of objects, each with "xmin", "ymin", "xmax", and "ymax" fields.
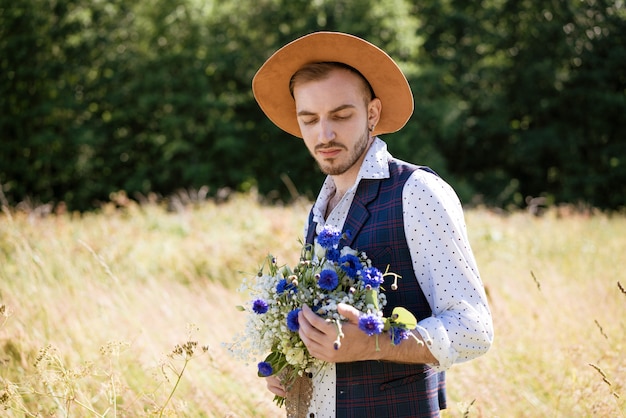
[
  {"xmin": 257, "ymin": 351, "xmax": 288, "ymax": 377},
  {"xmin": 365, "ymin": 288, "xmax": 379, "ymax": 311},
  {"xmin": 382, "ymin": 317, "xmax": 391, "ymax": 332},
  {"xmin": 391, "ymin": 307, "xmax": 417, "ymax": 329}
]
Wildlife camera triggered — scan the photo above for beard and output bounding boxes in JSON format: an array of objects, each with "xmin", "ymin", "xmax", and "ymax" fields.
[{"xmin": 314, "ymin": 124, "xmax": 371, "ymax": 176}]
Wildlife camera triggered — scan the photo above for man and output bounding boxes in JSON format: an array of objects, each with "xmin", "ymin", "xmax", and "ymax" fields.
[{"xmin": 252, "ymin": 32, "xmax": 493, "ymax": 417}]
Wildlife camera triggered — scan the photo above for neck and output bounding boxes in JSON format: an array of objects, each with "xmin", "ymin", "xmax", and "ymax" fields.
[
  {"xmin": 325, "ymin": 189, "xmax": 343, "ymax": 218},
  {"xmin": 330, "ymin": 136, "xmax": 375, "ymax": 194}
]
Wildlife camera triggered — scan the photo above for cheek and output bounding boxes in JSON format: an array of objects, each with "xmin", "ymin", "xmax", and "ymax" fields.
[
  {"xmin": 299, "ymin": 121, "xmax": 325, "ymax": 146},
  {"xmin": 297, "ymin": 118, "xmax": 317, "ymax": 135},
  {"xmin": 296, "ymin": 122, "xmax": 313, "ymax": 141},
  {"xmin": 301, "ymin": 135, "xmax": 317, "ymax": 153}
]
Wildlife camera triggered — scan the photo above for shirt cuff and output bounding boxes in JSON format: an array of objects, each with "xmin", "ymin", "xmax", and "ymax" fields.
[{"xmin": 415, "ymin": 317, "xmax": 458, "ymax": 372}]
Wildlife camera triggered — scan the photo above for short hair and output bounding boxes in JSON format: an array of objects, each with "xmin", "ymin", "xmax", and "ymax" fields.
[{"xmin": 289, "ymin": 62, "xmax": 376, "ymax": 104}]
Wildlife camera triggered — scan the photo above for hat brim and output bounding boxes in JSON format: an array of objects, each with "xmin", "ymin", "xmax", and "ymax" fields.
[{"xmin": 252, "ymin": 32, "xmax": 413, "ymax": 138}]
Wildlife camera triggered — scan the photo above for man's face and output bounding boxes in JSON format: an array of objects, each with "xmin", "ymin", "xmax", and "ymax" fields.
[{"xmin": 293, "ymin": 69, "xmax": 380, "ymax": 177}]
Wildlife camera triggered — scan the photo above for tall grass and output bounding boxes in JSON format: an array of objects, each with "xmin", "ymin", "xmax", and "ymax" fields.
[
  {"xmin": 447, "ymin": 208, "xmax": 625, "ymax": 417},
  {"xmin": 1, "ymin": 195, "xmax": 624, "ymax": 417}
]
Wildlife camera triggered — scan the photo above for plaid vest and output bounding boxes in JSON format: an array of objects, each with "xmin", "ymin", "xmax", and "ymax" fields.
[{"xmin": 307, "ymin": 161, "xmax": 446, "ymax": 417}]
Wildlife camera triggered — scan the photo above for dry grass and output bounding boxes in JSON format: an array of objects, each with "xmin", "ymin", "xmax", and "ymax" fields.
[
  {"xmin": 1, "ymin": 195, "xmax": 624, "ymax": 417},
  {"xmin": 445, "ymin": 209, "xmax": 626, "ymax": 417}
]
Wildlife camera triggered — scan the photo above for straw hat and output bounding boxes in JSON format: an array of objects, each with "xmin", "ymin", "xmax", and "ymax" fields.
[{"xmin": 252, "ymin": 31, "xmax": 413, "ymax": 138}]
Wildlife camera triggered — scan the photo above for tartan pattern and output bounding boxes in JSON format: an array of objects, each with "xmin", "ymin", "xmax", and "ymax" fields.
[
  {"xmin": 307, "ymin": 162, "xmax": 446, "ymax": 417},
  {"xmin": 335, "ymin": 363, "xmax": 445, "ymax": 418}
]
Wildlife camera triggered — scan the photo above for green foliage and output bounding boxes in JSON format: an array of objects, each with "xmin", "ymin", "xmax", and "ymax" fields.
[
  {"xmin": 1, "ymin": 0, "xmax": 624, "ymax": 210},
  {"xmin": 410, "ymin": 0, "xmax": 626, "ymax": 208}
]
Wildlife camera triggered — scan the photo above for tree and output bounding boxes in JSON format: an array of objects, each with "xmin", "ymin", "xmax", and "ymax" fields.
[
  {"xmin": 1, "ymin": 0, "xmax": 624, "ymax": 210},
  {"xmin": 410, "ymin": 0, "xmax": 626, "ymax": 209}
]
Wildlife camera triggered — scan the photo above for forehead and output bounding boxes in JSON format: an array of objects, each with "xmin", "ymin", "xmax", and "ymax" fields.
[{"xmin": 293, "ymin": 69, "xmax": 368, "ymax": 110}]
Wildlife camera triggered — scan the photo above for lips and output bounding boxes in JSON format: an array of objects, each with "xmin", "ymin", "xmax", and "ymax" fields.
[
  {"xmin": 316, "ymin": 143, "xmax": 345, "ymax": 159},
  {"xmin": 317, "ymin": 148, "xmax": 342, "ymax": 158}
]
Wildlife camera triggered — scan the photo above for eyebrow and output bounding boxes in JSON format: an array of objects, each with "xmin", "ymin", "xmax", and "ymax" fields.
[{"xmin": 297, "ymin": 104, "xmax": 357, "ymax": 117}]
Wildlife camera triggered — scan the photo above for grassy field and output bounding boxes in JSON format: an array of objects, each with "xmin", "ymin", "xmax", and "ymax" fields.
[{"xmin": 1, "ymin": 193, "xmax": 624, "ymax": 417}]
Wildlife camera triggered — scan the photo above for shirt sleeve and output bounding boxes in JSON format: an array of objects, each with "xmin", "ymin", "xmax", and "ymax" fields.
[{"xmin": 402, "ymin": 169, "xmax": 494, "ymax": 372}]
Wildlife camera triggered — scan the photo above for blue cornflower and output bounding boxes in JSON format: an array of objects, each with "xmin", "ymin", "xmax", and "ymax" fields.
[
  {"xmin": 276, "ymin": 279, "xmax": 297, "ymax": 295},
  {"xmin": 252, "ymin": 299, "xmax": 269, "ymax": 314},
  {"xmin": 390, "ymin": 327, "xmax": 411, "ymax": 345},
  {"xmin": 339, "ymin": 254, "xmax": 361, "ymax": 278},
  {"xmin": 276, "ymin": 279, "xmax": 287, "ymax": 294},
  {"xmin": 326, "ymin": 247, "xmax": 341, "ymax": 262},
  {"xmin": 257, "ymin": 361, "xmax": 273, "ymax": 377},
  {"xmin": 362, "ymin": 267, "xmax": 384, "ymax": 289},
  {"xmin": 318, "ymin": 269, "xmax": 339, "ymax": 291},
  {"xmin": 317, "ymin": 225, "xmax": 342, "ymax": 249},
  {"xmin": 286, "ymin": 308, "xmax": 301, "ymax": 332},
  {"xmin": 358, "ymin": 313, "xmax": 384, "ymax": 336}
]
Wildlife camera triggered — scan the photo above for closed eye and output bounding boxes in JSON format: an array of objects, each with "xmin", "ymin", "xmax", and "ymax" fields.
[
  {"xmin": 333, "ymin": 114, "xmax": 351, "ymax": 121},
  {"xmin": 301, "ymin": 117, "xmax": 318, "ymax": 125},
  {"xmin": 297, "ymin": 104, "xmax": 356, "ymax": 125}
]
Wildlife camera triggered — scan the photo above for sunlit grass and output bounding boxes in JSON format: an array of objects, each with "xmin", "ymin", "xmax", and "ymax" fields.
[
  {"xmin": 1, "ymin": 195, "xmax": 624, "ymax": 417},
  {"xmin": 447, "ymin": 209, "xmax": 626, "ymax": 417}
]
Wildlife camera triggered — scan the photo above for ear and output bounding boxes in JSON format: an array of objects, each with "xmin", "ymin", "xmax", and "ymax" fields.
[{"xmin": 367, "ymin": 98, "xmax": 382, "ymax": 132}]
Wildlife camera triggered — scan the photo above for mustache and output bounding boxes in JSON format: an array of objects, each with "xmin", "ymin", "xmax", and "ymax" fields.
[{"xmin": 315, "ymin": 141, "xmax": 347, "ymax": 151}]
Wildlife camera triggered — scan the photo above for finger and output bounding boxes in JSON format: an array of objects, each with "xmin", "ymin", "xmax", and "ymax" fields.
[
  {"xmin": 299, "ymin": 305, "xmax": 330, "ymax": 338},
  {"xmin": 337, "ymin": 302, "xmax": 362, "ymax": 323},
  {"xmin": 298, "ymin": 309, "xmax": 325, "ymax": 345},
  {"xmin": 298, "ymin": 306, "xmax": 336, "ymax": 356},
  {"xmin": 265, "ymin": 376, "xmax": 286, "ymax": 397},
  {"xmin": 300, "ymin": 304, "xmax": 326, "ymax": 328}
]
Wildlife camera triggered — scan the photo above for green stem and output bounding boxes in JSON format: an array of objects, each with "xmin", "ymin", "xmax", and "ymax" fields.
[{"xmin": 158, "ymin": 359, "xmax": 189, "ymax": 418}]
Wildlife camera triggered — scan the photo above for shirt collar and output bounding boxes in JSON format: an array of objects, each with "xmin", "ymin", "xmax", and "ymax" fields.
[
  {"xmin": 357, "ymin": 137, "xmax": 391, "ymax": 181},
  {"xmin": 310, "ymin": 138, "xmax": 391, "ymax": 225}
]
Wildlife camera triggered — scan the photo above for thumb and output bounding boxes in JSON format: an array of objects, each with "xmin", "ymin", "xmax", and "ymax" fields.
[{"xmin": 337, "ymin": 303, "xmax": 361, "ymax": 324}]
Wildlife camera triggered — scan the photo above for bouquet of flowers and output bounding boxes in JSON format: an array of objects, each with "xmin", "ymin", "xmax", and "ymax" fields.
[{"xmin": 227, "ymin": 225, "xmax": 418, "ymax": 407}]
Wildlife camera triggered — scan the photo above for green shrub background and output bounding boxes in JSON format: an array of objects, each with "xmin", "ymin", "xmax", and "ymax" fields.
[{"xmin": 1, "ymin": 0, "xmax": 625, "ymax": 211}]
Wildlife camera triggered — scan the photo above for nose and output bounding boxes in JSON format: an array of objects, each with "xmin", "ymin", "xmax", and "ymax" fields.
[{"xmin": 318, "ymin": 119, "xmax": 336, "ymax": 143}]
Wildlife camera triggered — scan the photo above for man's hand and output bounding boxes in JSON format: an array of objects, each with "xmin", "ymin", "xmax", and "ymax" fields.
[
  {"xmin": 265, "ymin": 374, "xmax": 286, "ymax": 397},
  {"xmin": 298, "ymin": 303, "xmax": 438, "ymax": 365},
  {"xmin": 297, "ymin": 303, "xmax": 379, "ymax": 363}
]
